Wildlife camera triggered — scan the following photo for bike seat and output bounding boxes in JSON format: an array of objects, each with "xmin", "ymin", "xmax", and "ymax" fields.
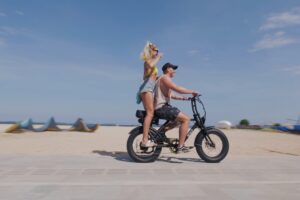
[
  {"xmin": 136, "ymin": 110, "xmax": 159, "ymax": 125},
  {"xmin": 136, "ymin": 110, "xmax": 147, "ymax": 118}
]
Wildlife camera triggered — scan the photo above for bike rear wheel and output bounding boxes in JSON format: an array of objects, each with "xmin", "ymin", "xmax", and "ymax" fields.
[
  {"xmin": 194, "ymin": 128, "xmax": 229, "ymax": 163},
  {"xmin": 127, "ymin": 126, "xmax": 162, "ymax": 163}
]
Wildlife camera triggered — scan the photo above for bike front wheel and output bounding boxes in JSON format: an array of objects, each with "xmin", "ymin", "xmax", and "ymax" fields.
[
  {"xmin": 127, "ymin": 126, "xmax": 162, "ymax": 163},
  {"xmin": 194, "ymin": 128, "xmax": 229, "ymax": 163}
]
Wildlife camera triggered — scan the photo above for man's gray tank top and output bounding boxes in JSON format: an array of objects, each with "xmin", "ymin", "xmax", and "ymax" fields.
[{"xmin": 154, "ymin": 75, "xmax": 171, "ymax": 109}]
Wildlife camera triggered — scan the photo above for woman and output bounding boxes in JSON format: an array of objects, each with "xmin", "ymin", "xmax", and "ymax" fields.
[{"xmin": 137, "ymin": 41, "xmax": 163, "ymax": 147}]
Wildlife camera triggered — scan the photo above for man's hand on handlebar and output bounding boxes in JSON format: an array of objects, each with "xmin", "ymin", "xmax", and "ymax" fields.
[
  {"xmin": 185, "ymin": 91, "xmax": 201, "ymax": 101},
  {"xmin": 181, "ymin": 91, "xmax": 201, "ymax": 101},
  {"xmin": 192, "ymin": 91, "xmax": 200, "ymax": 97}
]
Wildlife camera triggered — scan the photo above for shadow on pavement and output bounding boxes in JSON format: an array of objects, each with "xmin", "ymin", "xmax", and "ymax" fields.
[
  {"xmin": 158, "ymin": 156, "xmax": 205, "ymax": 164},
  {"xmin": 262, "ymin": 148, "xmax": 300, "ymax": 156},
  {"xmin": 92, "ymin": 150, "xmax": 205, "ymax": 164},
  {"xmin": 92, "ymin": 150, "xmax": 132, "ymax": 162}
]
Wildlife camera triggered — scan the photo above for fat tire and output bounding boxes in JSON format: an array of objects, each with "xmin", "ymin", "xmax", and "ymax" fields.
[
  {"xmin": 127, "ymin": 126, "xmax": 162, "ymax": 163},
  {"xmin": 194, "ymin": 128, "xmax": 229, "ymax": 163}
]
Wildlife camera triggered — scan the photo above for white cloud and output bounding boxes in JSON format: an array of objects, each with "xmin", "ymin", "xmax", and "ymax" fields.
[
  {"xmin": 0, "ymin": 12, "xmax": 6, "ymax": 17},
  {"xmin": 274, "ymin": 31, "xmax": 285, "ymax": 37},
  {"xmin": 0, "ymin": 69, "xmax": 18, "ymax": 81},
  {"xmin": 282, "ymin": 66, "xmax": 300, "ymax": 75},
  {"xmin": 187, "ymin": 50, "xmax": 200, "ymax": 56},
  {"xmin": 0, "ymin": 26, "xmax": 19, "ymax": 36},
  {"xmin": 15, "ymin": 10, "xmax": 24, "ymax": 16},
  {"xmin": 260, "ymin": 7, "xmax": 300, "ymax": 30},
  {"xmin": 0, "ymin": 37, "xmax": 5, "ymax": 46},
  {"xmin": 250, "ymin": 31, "xmax": 298, "ymax": 52},
  {"xmin": 73, "ymin": 65, "xmax": 139, "ymax": 81}
]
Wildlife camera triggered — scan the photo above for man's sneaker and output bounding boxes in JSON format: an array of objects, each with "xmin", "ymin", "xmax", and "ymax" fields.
[
  {"xmin": 140, "ymin": 140, "xmax": 157, "ymax": 148},
  {"xmin": 177, "ymin": 145, "xmax": 193, "ymax": 153}
]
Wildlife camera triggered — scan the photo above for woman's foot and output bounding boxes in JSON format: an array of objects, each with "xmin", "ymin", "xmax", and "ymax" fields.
[{"xmin": 140, "ymin": 140, "xmax": 157, "ymax": 147}]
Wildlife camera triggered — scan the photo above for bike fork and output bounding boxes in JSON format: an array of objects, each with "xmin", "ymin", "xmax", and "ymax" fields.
[{"xmin": 184, "ymin": 124, "xmax": 198, "ymax": 142}]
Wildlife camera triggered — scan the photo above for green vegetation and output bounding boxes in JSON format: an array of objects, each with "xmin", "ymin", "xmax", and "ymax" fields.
[
  {"xmin": 273, "ymin": 123, "xmax": 281, "ymax": 127},
  {"xmin": 239, "ymin": 119, "xmax": 250, "ymax": 126}
]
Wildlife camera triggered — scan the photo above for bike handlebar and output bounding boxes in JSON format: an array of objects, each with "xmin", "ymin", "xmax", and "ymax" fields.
[
  {"xmin": 189, "ymin": 94, "xmax": 206, "ymax": 123},
  {"xmin": 190, "ymin": 94, "xmax": 202, "ymax": 101}
]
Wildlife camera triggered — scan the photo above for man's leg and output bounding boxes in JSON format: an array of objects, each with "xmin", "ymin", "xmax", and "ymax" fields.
[{"xmin": 176, "ymin": 112, "xmax": 190, "ymax": 146}]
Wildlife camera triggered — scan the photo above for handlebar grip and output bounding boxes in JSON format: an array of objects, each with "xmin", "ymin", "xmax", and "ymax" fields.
[{"xmin": 190, "ymin": 94, "xmax": 201, "ymax": 101}]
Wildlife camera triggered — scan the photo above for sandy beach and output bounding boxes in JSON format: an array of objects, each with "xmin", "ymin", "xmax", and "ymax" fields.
[{"xmin": 0, "ymin": 124, "xmax": 299, "ymax": 157}]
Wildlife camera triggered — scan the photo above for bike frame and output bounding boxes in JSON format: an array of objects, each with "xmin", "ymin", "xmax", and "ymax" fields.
[
  {"xmin": 128, "ymin": 95, "xmax": 229, "ymax": 162},
  {"xmin": 149, "ymin": 96, "xmax": 211, "ymax": 146}
]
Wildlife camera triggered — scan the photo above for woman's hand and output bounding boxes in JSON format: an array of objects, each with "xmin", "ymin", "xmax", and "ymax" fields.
[{"xmin": 157, "ymin": 52, "xmax": 163, "ymax": 59}]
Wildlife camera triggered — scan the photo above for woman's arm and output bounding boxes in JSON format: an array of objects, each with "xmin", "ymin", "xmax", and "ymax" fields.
[{"xmin": 145, "ymin": 53, "xmax": 163, "ymax": 68}]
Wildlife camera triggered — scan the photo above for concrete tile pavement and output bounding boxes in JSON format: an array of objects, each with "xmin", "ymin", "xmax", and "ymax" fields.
[{"xmin": 0, "ymin": 154, "xmax": 299, "ymax": 200}]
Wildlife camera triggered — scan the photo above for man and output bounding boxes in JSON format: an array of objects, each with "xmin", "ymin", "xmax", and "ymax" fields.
[{"xmin": 154, "ymin": 63, "xmax": 199, "ymax": 153}]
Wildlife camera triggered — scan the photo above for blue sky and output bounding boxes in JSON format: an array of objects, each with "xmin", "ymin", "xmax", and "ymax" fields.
[{"xmin": 0, "ymin": 0, "xmax": 300, "ymax": 125}]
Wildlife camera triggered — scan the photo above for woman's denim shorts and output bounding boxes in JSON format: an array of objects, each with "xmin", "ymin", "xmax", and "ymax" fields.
[{"xmin": 136, "ymin": 78, "xmax": 156, "ymax": 104}]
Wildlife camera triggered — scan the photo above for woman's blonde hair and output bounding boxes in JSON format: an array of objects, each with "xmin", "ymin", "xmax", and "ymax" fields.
[{"xmin": 140, "ymin": 41, "xmax": 156, "ymax": 61}]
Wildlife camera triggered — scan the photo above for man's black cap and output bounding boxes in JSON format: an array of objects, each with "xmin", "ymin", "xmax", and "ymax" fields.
[{"xmin": 162, "ymin": 62, "xmax": 178, "ymax": 72}]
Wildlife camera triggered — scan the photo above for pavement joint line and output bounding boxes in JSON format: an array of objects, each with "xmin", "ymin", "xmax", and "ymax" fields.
[{"xmin": 0, "ymin": 180, "xmax": 300, "ymax": 186}]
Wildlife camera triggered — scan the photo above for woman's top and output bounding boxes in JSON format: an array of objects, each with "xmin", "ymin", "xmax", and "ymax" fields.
[{"xmin": 145, "ymin": 65, "xmax": 158, "ymax": 78}]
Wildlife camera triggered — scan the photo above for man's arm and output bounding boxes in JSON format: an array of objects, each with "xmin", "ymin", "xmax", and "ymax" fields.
[
  {"xmin": 162, "ymin": 76, "xmax": 198, "ymax": 95},
  {"xmin": 170, "ymin": 92, "xmax": 190, "ymax": 101}
]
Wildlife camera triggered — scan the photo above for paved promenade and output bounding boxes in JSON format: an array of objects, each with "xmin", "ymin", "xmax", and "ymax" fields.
[{"xmin": 0, "ymin": 126, "xmax": 299, "ymax": 199}]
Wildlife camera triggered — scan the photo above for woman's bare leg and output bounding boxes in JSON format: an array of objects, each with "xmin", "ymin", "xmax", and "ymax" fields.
[{"xmin": 141, "ymin": 92, "xmax": 154, "ymax": 144}]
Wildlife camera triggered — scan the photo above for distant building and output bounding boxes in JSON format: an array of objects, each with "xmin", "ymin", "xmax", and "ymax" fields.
[{"xmin": 216, "ymin": 121, "xmax": 232, "ymax": 129}]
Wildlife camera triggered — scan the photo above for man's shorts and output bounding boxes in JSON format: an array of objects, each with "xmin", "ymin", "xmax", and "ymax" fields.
[{"xmin": 155, "ymin": 104, "xmax": 181, "ymax": 121}]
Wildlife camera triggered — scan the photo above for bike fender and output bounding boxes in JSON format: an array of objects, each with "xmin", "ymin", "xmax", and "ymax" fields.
[
  {"xmin": 194, "ymin": 126, "xmax": 215, "ymax": 146},
  {"xmin": 128, "ymin": 126, "xmax": 143, "ymax": 135},
  {"xmin": 206, "ymin": 126, "xmax": 215, "ymax": 130},
  {"xmin": 197, "ymin": 126, "xmax": 216, "ymax": 135},
  {"xmin": 128, "ymin": 126, "xmax": 158, "ymax": 136}
]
